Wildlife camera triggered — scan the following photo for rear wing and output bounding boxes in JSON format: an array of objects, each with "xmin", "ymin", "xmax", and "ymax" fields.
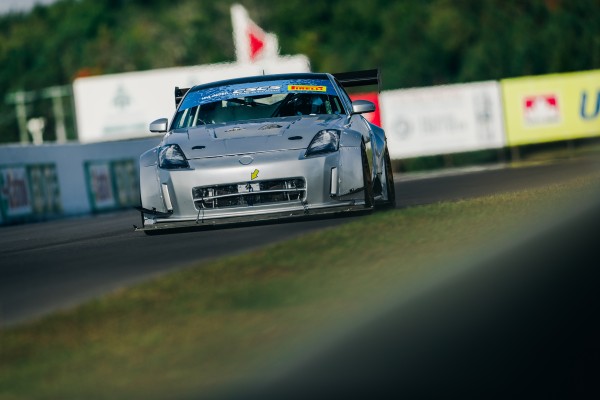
[
  {"xmin": 332, "ymin": 68, "xmax": 381, "ymax": 92},
  {"xmin": 175, "ymin": 86, "xmax": 190, "ymax": 107}
]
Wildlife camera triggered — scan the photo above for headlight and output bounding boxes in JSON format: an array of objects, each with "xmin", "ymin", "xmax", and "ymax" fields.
[
  {"xmin": 305, "ymin": 129, "xmax": 340, "ymax": 157},
  {"xmin": 158, "ymin": 144, "xmax": 189, "ymax": 169}
]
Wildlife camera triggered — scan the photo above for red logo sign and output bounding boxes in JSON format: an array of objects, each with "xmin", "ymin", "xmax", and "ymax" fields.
[
  {"xmin": 247, "ymin": 24, "xmax": 265, "ymax": 61},
  {"xmin": 350, "ymin": 92, "xmax": 381, "ymax": 127},
  {"xmin": 523, "ymin": 94, "xmax": 561, "ymax": 126}
]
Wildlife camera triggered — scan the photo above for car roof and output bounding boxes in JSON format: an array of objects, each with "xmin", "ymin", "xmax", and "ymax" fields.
[{"xmin": 189, "ymin": 72, "xmax": 333, "ymax": 93}]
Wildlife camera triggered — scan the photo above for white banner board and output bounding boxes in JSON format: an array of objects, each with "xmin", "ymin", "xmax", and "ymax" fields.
[
  {"xmin": 380, "ymin": 81, "xmax": 505, "ymax": 158},
  {"xmin": 73, "ymin": 56, "xmax": 310, "ymax": 143}
]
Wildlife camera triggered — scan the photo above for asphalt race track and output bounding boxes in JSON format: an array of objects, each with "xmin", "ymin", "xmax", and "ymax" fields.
[{"xmin": 1, "ymin": 157, "xmax": 598, "ymax": 327}]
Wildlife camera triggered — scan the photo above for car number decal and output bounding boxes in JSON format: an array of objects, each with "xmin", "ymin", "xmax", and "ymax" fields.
[{"xmin": 238, "ymin": 183, "xmax": 259, "ymax": 193}]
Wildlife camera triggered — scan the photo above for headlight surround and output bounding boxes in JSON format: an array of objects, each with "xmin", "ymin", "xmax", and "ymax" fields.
[
  {"xmin": 158, "ymin": 144, "xmax": 189, "ymax": 169},
  {"xmin": 305, "ymin": 129, "xmax": 340, "ymax": 157}
]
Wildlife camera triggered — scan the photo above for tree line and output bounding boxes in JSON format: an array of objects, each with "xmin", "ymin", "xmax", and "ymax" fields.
[{"xmin": 0, "ymin": 0, "xmax": 598, "ymax": 143}]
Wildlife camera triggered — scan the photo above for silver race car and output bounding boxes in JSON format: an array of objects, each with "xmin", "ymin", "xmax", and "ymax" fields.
[{"xmin": 136, "ymin": 69, "xmax": 395, "ymax": 232}]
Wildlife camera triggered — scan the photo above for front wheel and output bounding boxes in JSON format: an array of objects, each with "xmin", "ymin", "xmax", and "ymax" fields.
[{"xmin": 381, "ymin": 147, "xmax": 396, "ymax": 209}]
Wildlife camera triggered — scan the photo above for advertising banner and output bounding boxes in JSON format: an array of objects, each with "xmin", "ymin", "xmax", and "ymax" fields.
[
  {"xmin": 380, "ymin": 81, "xmax": 505, "ymax": 158},
  {"xmin": 112, "ymin": 159, "xmax": 139, "ymax": 208},
  {"xmin": 28, "ymin": 164, "xmax": 62, "ymax": 215},
  {"xmin": 73, "ymin": 57, "xmax": 310, "ymax": 143},
  {"xmin": 502, "ymin": 69, "xmax": 600, "ymax": 146},
  {"xmin": 85, "ymin": 161, "xmax": 117, "ymax": 210},
  {"xmin": 0, "ymin": 166, "xmax": 32, "ymax": 218},
  {"xmin": 85, "ymin": 159, "xmax": 140, "ymax": 212},
  {"xmin": 0, "ymin": 164, "xmax": 62, "ymax": 222}
]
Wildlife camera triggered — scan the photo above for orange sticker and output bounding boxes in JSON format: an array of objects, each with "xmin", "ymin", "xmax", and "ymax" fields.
[{"xmin": 287, "ymin": 85, "xmax": 326, "ymax": 92}]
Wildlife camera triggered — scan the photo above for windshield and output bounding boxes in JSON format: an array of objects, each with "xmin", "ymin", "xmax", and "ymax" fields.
[{"xmin": 171, "ymin": 78, "xmax": 346, "ymax": 129}]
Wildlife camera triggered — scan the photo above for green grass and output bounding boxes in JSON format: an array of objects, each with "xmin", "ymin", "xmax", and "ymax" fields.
[
  {"xmin": 394, "ymin": 137, "xmax": 600, "ymax": 172},
  {"xmin": 1, "ymin": 174, "xmax": 599, "ymax": 400}
]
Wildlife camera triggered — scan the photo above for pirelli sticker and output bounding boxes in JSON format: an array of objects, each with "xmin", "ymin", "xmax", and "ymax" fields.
[{"xmin": 288, "ymin": 85, "xmax": 327, "ymax": 92}]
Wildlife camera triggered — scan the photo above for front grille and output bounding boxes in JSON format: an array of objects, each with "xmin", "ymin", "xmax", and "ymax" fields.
[{"xmin": 192, "ymin": 178, "xmax": 306, "ymax": 209}]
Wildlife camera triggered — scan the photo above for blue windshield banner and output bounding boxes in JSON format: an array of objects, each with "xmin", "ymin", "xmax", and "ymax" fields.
[{"xmin": 180, "ymin": 79, "xmax": 337, "ymax": 111}]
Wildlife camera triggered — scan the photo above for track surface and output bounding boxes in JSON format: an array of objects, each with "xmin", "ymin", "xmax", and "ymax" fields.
[{"xmin": 1, "ymin": 158, "xmax": 598, "ymax": 327}]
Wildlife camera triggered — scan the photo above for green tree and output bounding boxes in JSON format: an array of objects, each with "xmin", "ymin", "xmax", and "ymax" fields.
[{"xmin": 0, "ymin": 0, "xmax": 599, "ymax": 143}]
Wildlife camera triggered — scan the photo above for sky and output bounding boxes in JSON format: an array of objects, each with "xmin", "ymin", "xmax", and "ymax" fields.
[{"xmin": 0, "ymin": 0, "xmax": 57, "ymax": 14}]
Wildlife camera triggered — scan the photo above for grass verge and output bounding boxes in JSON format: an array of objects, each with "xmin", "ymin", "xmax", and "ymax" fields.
[
  {"xmin": 394, "ymin": 137, "xmax": 600, "ymax": 172},
  {"xmin": 1, "ymin": 173, "xmax": 599, "ymax": 400}
]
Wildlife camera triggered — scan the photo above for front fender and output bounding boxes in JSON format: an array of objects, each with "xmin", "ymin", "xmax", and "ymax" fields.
[
  {"xmin": 339, "ymin": 129, "xmax": 363, "ymax": 148},
  {"xmin": 139, "ymin": 148, "xmax": 168, "ymax": 213},
  {"xmin": 370, "ymin": 123, "xmax": 386, "ymax": 176},
  {"xmin": 337, "ymin": 145, "xmax": 364, "ymax": 197}
]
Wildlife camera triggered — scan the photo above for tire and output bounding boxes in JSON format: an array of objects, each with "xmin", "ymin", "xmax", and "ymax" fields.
[
  {"xmin": 381, "ymin": 147, "xmax": 396, "ymax": 209},
  {"xmin": 361, "ymin": 143, "xmax": 374, "ymax": 209}
]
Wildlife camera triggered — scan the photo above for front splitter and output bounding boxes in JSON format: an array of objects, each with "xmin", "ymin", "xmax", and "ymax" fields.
[{"xmin": 134, "ymin": 202, "xmax": 369, "ymax": 232}]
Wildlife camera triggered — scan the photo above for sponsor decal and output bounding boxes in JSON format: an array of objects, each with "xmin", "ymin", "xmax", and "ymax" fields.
[
  {"xmin": 232, "ymin": 86, "xmax": 281, "ymax": 96},
  {"xmin": 288, "ymin": 85, "xmax": 326, "ymax": 92},
  {"xmin": 523, "ymin": 94, "xmax": 561, "ymax": 126},
  {"xmin": 200, "ymin": 91, "xmax": 229, "ymax": 102},
  {"xmin": 182, "ymin": 80, "xmax": 334, "ymax": 110}
]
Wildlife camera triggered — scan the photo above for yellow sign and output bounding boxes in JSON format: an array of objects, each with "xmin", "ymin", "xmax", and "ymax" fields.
[
  {"xmin": 501, "ymin": 70, "xmax": 600, "ymax": 146},
  {"xmin": 287, "ymin": 85, "xmax": 326, "ymax": 92}
]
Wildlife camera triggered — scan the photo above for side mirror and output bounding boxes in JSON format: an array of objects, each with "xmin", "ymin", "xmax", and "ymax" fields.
[
  {"xmin": 351, "ymin": 100, "xmax": 376, "ymax": 114},
  {"xmin": 149, "ymin": 118, "xmax": 168, "ymax": 133}
]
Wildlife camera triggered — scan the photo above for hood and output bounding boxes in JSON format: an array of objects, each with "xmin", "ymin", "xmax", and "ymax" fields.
[{"xmin": 166, "ymin": 115, "xmax": 345, "ymax": 159}]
